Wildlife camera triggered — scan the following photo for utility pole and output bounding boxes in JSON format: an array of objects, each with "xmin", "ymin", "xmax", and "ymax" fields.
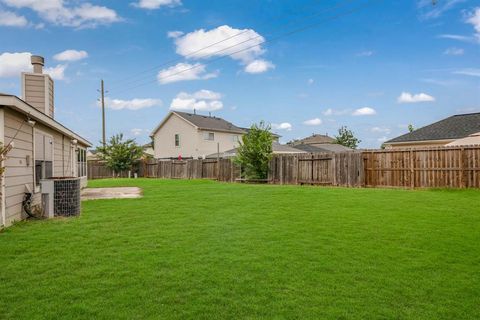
[{"xmin": 100, "ymin": 79, "xmax": 106, "ymax": 147}]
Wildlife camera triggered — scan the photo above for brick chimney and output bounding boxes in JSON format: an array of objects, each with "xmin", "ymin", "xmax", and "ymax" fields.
[{"xmin": 21, "ymin": 55, "xmax": 54, "ymax": 118}]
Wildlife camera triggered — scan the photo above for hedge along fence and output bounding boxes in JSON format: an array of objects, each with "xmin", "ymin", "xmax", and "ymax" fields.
[{"xmin": 88, "ymin": 145, "xmax": 480, "ymax": 188}]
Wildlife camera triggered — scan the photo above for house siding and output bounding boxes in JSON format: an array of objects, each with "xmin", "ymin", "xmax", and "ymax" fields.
[
  {"xmin": 2, "ymin": 108, "xmax": 87, "ymax": 226},
  {"xmin": 153, "ymin": 113, "xmax": 242, "ymax": 159}
]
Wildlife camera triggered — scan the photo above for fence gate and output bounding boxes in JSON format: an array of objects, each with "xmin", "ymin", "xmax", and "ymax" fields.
[{"xmin": 298, "ymin": 154, "xmax": 334, "ymax": 185}]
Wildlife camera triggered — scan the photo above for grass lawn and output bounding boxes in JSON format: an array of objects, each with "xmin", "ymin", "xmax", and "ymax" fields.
[{"xmin": 1, "ymin": 179, "xmax": 479, "ymax": 319}]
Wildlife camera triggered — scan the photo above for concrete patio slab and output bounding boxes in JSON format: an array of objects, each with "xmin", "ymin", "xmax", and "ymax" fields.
[{"xmin": 82, "ymin": 187, "xmax": 143, "ymax": 200}]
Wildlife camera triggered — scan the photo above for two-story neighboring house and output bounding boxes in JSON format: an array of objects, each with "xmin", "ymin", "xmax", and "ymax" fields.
[{"xmin": 150, "ymin": 111, "xmax": 246, "ymax": 159}]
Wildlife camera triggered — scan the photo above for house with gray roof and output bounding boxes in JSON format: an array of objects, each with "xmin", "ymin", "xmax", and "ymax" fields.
[
  {"xmin": 0, "ymin": 55, "xmax": 91, "ymax": 227},
  {"xmin": 385, "ymin": 113, "xmax": 480, "ymax": 149},
  {"xmin": 287, "ymin": 133, "xmax": 352, "ymax": 153},
  {"xmin": 151, "ymin": 111, "xmax": 250, "ymax": 159}
]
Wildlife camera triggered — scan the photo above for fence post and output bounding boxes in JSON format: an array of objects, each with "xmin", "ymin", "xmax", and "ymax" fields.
[
  {"xmin": 461, "ymin": 147, "xmax": 466, "ymax": 188},
  {"xmin": 410, "ymin": 149, "xmax": 415, "ymax": 188}
]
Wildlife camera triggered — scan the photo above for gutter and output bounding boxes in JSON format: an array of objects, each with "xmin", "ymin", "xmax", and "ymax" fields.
[{"xmin": 0, "ymin": 95, "xmax": 91, "ymax": 147}]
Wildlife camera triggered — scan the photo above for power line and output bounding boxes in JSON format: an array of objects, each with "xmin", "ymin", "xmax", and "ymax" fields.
[
  {"xmin": 108, "ymin": 0, "xmax": 357, "ymax": 92},
  {"xmin": 114, "ymin": 0, "xmax": 381, "ymax": 94}
]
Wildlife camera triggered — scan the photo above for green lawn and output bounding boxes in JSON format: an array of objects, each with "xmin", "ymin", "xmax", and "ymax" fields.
[{"xmin": 1, "ymin": 179, "xmax": 479, "ymax": 319}]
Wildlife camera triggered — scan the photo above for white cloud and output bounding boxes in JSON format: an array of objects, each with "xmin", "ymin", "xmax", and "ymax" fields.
[
  {"xmin": 371, "ymin": 126, "xmax": 391, "ymax": 134},
  {"xmin": 157, "ymin": 62, "xmax": 218, "ymax": 84},
  {"xmin": 1, "ymin": 0, "xmax": 120, "ymax": 28},
  {"xmin": 174, "ymin": 25, "xmax": 266, "ymax": 63},
  {"xmin": 443, "ymin": 47, "xmax": 464, "ymax": 55},
  {"xmin": 417, "ymin": 0, "xmax": 465, "ymax": 19},
  {"xmin": 377, "ymin": 136, "xmax": 388, "ymax": 143},
  {"xmin": 244, "ymin": 59, "xmax": 274, "ymax": 74},
  {"xmin": 54, "ymin": 49, "xmax": 88, "ymax": 62},
  {"xmin": 352, "ymin": 107, "xmax": 376, "ymax": 116},
  {"xmin": 466, "ymin": 7, "xmax": 480, "ymax": 40},
  {"xmin": 133, "ymin": 0, "xmax": 181, "ymax": 10},
  {"xmin": 303, "ymin": 118, "xmax": 322, "ymax": 126},
  {"xmin": 104, "ymin": 98, "xmax": 162, "ymax": 110},
  {"xmin": 0, "ymin": 52, "xmax": 32, "ymax": 77},
  {"xmin": 170, "ymin": 90, "xmax": 223, "ymax": 112},
  {"xmin": 356, "ymin": 50, "xmax": 375, "ymax": 57},
  {"xmin": 44, "ymin": 64, "xmax": 67, "ymax": 80},
  {"xmin": 308, "ymin": 78, "xmax": 314, "ymax": 85},
  {"xmin": 323, "ymin": 108, "xmax": 350, "ymax": 116},
  {"xmin": 167, "ymin": 30, "xmax": 183, "ymax": 38},
  {"xmin": 438, "ymin": 34, "xmax": 475, "ymax": 43},
  {"xmin": 272, "ymin": 122, "xmax": 292, "ymax": 131},
  {"xmin": 453, "ymin": 68, "xmax": 480, "ymax": 77},
  {"xmin": 397, "ymin": 92, "xmax": 435, "ymax": 103},
  {"xmin": 0, "ymin": 10, "xmax": 28, "ymax": 27},
  {"xmin": 131, "ymin": 128, "xmax": 144, "ymax": 136}
]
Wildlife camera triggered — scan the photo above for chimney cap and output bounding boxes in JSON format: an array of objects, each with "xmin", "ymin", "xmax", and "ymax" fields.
[{"xmin": 31, "ymin": 55, "xmax": 44, "ymax": 66}]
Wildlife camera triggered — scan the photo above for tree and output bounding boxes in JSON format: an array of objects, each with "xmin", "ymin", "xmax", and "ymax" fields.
[
  {"xmin": 96, "ymin": 134, "xmax": 143, "ymax": 175},
  {"xmin": 334, "ymin": 126, "xmax": 361, "ymax": 149},
  {"xmin": 234, "ymin": 121, "xmax": 273, "ymax": 179},
  {"xmin": 408, "ymin": 124, "xmax": 415, "ymax": 133}
]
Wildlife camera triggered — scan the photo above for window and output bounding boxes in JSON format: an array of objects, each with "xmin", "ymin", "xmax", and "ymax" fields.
[
  {"xmin": 34, "ymin": 131, "xmax": 53, "ymax": 188},
  {"xmin": 174, "ymin": 134, "xmax": 180, "ymax": 147},
  {"xmin": 203, "ymin": 132, "xmax": 214, "ymax": 141},
  {"xmin": 232, "ymin": 135, "xmax": 239, "ymax": 143},
  {"xmin": 77, "ymin": 148, "xmax": 87, "ymax": 177}
]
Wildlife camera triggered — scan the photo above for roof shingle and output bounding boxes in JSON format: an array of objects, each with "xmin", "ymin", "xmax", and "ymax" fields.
[
  {"xmin": 174, "ymin": 111, "xmax": 245, "ymax": 134},
  {"xmin": 386, "ymin": 113, "xmax": 480, "ymax": 144}
]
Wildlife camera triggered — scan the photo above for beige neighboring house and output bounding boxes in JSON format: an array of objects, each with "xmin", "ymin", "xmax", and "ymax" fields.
[
  {"xmin": 385, "ymin": 113, "xmax": 480, "ymax": 149},
  {"xmin": 288, "ymin": 134, "xmax": 352, "ymax": 153},
  {"xmin": 0, "ymin": 55, "xmax": 91, "ymax": 227},
  {"xmin": 150, "ymin": 111, "xmax": 247, "ymax": 159}
]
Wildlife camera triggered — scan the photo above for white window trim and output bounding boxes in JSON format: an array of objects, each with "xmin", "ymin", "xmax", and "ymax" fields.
[
  {"xmin": 33, "ymin": 128, "xmax": 54, "ymax": 193},
  {"xmin": 77, "ymin": 147, "xmax": 87, "ymax": 177},
  {"xmin": 175, "ymin": 133, "xmax": 180, "ymax": 148},
  {"xmin": 203, "ymin": 132, "xmax": 215, "ymax": 141}
]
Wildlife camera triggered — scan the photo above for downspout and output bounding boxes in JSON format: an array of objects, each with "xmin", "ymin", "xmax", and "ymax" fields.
[{"xmin": 62, "ymin": 135, "xmax": 65, "ymax": 176}]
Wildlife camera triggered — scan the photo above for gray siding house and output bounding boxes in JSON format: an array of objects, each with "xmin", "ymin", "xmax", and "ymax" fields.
[{"xmin": 0, "ymin": 55, "xmax": 91, "ymax": 227}]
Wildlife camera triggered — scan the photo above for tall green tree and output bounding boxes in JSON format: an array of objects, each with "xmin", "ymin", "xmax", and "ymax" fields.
[
  {"xmin": 335, "ymin": 126, "xmax": 361, "ymax": 149},
  {"xmin": 235, "ymin": 121, "xmax": 273, "ymax": 179},
  {"xmin": 96, "ymin": 134, "xmax": 143, "ymax": 174}
]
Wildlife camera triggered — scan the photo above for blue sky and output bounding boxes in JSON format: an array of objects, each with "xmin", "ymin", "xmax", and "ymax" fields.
[{"xmin": 0, "ymin": 0, "xmax": 479, "ymax": 148}]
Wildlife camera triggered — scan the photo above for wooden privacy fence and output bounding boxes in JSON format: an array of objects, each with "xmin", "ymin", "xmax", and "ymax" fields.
[
  {"xmin": 143, "ymin": 159, "xmax": 240, "ymax": 182},
  {"xmin": 363, "ymin": 146, "xmax": 480, "ymax": 188},
  {"xmin": 268, "ymin": 152, "xmax": 364, "ymax": 187},
  {"xmin": 88, "ymin": 146, "xmax": 480, "ymax": 188},
  {"xmin": 88, "ymin": 160, "xmax": 145, "ymax": 179}
]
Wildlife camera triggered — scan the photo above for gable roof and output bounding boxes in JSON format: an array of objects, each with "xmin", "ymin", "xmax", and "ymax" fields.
[
  {"xmin": 0, "ymin": 94, "xmax": 91, "ymax": 147},
  {"xmin": 292, "ymin": 143, "xmax": 352, "ymax": 153},
  {"xmin": 289, "ymin": 134, "xmax": 335, "ymax": 145},
  {"xmin": 151, "ymin": 111, "xmax": 246, "ymax": 136},
  {"xmin": 386, "ymin": 113, "xmax": 480, "ymax": 144}
]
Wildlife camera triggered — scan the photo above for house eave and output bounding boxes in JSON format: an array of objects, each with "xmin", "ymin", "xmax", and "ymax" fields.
[
  {"xmin": 384, "ymin": 138, "xmax": 455, "ymax": 146},
  {"xmin": 0, "ymin": 95, "xmax": 92, "ymax": 147}
]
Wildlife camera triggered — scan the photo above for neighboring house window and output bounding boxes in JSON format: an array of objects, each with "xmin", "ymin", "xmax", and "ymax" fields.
[
  {"xmin": 232, "ymin": 135, "xmax": 239, "ymax": 143},
  {"xmin": 77, "ymin": 148, "xmax": 87, "ymax": 177},
  {"xmin": 175, "ymin": 134, "xmax": 180, "ymax": 147},
  {"xmin": 34, "ymin": 130, "xmax": 53, "ymax": 188},
  {"xmin": 203, "ymin": 132, "xmax": 215, "ymax": 141}
]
